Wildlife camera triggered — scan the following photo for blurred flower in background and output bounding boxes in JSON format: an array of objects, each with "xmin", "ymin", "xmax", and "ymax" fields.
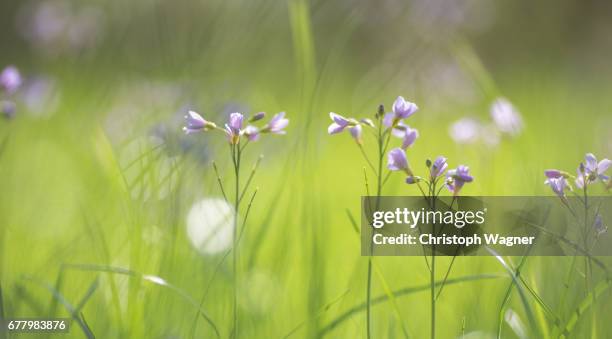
[
  {"xmin": 448, "ymin": 97, "xmax": 522, "ymax": 147},
  {"xmin": 448, "ymin": 117, "xmax": 480, "ymax": 144},
  {"xmin": 1, "ymin": 66, "xmax": 22, "ymax": 95},
  {"xmin": 490, "ymin": 97, "xmax": 523, "ymax": 136},
  {"xmin": 1, "ymin": 65, "xmax": 23, "ymax": 120},
  {"xmin": 16, "ymin": 0, "xmax": 106, "ymax": 56},
  {"xmin": 18, "ymin": 75, "xmax": 61, "ymax": 117}
]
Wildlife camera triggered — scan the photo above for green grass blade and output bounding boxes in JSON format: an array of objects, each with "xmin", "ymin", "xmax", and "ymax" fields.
[
  {"xmin": 282, "ymin": 289, "xmax": 350, "ymax": 338},
  {"xmin": 75, "ymin": 278, "xmax": 100, "ymax": 314},
  {"xmin": 345, "ymin": 209, "xmax": 359, "ymax": 234},
  {"xmin": 497, "ymin": 242, "xmax": 536, "ymax": 339},
  {"xmin": 560, "ymin": 279, "xmax": 611, "ymax": 338},
  {"xmin": 318, "ymin": 274, "xmax": 502, "ymax": 336},
  {"xmin": 0, "ymin": 283, "xmax": 5, "ymax": 339},
  {"xmin": 372, "ymin": 261, "xmax": 411, "ymax": 338},
  {"xmin": 63, "ymin": 264, "xmax": 221, "ymax": 338},
  {"xmin": 23, "ymin": 275, "xmax": 96, "ymax": 339},
  {"xmin": 524, "ymin": 222, "xmax": 610, "ymax": 275},
  {"xmin": 486, "ymin": 248, "xmax": 539, "ymax": 337}
]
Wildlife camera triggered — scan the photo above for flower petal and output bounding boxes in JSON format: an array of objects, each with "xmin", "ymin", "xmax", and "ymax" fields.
[
  {"xmin": 328, "ymin": 123, "xmax": 346, "ymax": 134},
  {"xmin": 585, "ymin": 153, "xmax": 598, "ymax": 172},
  {"xmin": 597, "ymin": 159, "xmax": 611, "ymax": 174},
  {"xmin": 329, "ymin": 112, "xmax": 349, "ymax": 126}
]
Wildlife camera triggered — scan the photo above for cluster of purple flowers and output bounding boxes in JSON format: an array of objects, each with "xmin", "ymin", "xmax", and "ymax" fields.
[
  {"xmin": 328, "ymin": 96, "xmax": 474, "ymax": 196},
  {"xmin": 1, "ymin": 66, "xmax": 23, "ymax": 119},
  {"xmin": 183, "ymin": 110, "xmax": 288, "ymax": 143},
  {"xmin": 544, "ymin": 153, "xmax": 611, "ymax": 199}
]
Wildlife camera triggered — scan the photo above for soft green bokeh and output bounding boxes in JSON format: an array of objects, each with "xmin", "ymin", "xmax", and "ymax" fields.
[{"xmin": 1, "ymin": 0, "xmax": 611, "ymax": 338}]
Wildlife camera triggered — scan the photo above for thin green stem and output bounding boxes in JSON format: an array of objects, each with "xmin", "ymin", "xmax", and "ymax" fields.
[
  {"xmin": 583, "ymin": 184, "xmax": 590, "ymax": 295},
  {"xmin": 212, "ymin": 161, "xmax": 228, "ymax": 202},
  {"xmin": 365, "ymin": 111, "xmax": 387, "ymax": 339},
  {"xmin": 358, "ymin": 144, "xmax": 377, "ymax": 175},
  {"xmin": 231, "ymin": 142, "xmax": 241, "ymax": 338},
  {"xmin": 430, "ymin": 181, "xmax": 438, "ymax": 339},
  {"xmin": 381, "ymin": 171, "xmax": 392, "ymax": 188},
  {"xmin": 237, "ymin": 188, "xmax": 258, "ymax": 245},
  {"xmin": 239, "ymin": 155, "xmax": 263, "ymax": 203}
]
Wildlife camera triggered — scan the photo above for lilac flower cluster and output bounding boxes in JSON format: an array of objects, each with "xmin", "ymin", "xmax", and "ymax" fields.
[
  {"xmin": 545, "ymin": 153, "xmax": 610, "ymax": 241},
  {"xmin": 328, "ymin": 96, "xmax": 473, "ymax": 196},
  {"xmin": 183, "ymin": 107, "xmax": 288, "ymax": 337},
  {"xmin": 544, "ymin": 153, "xmax": 611, "ymax": 199},
  {"xmin": 1, "ymin": 66, "xmax": 23, "ymax": 119},
  {"xmin": 184, "ymin": 110, "xmax": 288, "ymax": 143}
]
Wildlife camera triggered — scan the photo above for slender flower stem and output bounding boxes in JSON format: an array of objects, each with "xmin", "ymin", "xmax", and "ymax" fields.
[
  {"xmin": 238, "ymin": 155, "xmax": 263, "ymax": 203},
  {"xmin": 583, "ymin": 184, "xmax": 590, "ymax": 295},
  {"xmin": 236, "ymin": 188, "xmax": 258, "ymax": 245},
  {"xmin": 358, "ymin": 144, "xmax": 377, "ymax": 175},
  {"xmin": 582, "ymin": 183, "xmax": 596, "ymax": 334},
  {"xmin": 366, "ymin": 115, "xmax": 383, "ymax": 339},
  {"xmin": 231, "ymin": 143, "xmax": 242, "ymax": 338},
  {"xmin": 430, "ymin": 180, "xmax": 437, "ymax": 339},
  {"xmin": 212, "ymin": 161, "xmax": 229, "ymax": 202}
]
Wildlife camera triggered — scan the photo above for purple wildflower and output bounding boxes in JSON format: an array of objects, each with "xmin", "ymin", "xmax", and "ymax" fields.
[
  {"xmin": 228, "ymin": 113, "xmax": 243, "ymax": 133},
  {"xmin": 244, "ymin": 125, "xmax": 260, "ymax": 141},
  {"xmin": 575, "ymin": 164, "xmax": 585, "ymax": 189},
  {"xmin": 430, "ymin": 156, "xmax": 448, "ymax": 181},
  {"xmin": 401, "ymin": 126, "xmax": 419, "ymax": 149},
  {"xmin": 327, "ymin": 112, "xmax": 351, "ymax": 134},
  {"xmin": 225, "ymin": 112, "xmax": 244, "ymax": 144},
  {"xmin": 584, "ymin": 153, "xmax": 611, "ymax": 182},
  {"xmin": 262, "ymin": 111, "xmax": 289, "ymax": 134},
  {"xmin": 544, "ymin": 169, "xmax": 564, "ymax": 179},
  {"xmin": 349, "ymin": 125, "xmax": 363, "ymax": 145},
  {"xmin": 392, "ymin": 96, "xmax": 418, "ymax": 119},
  {"xmin": 445, "ymin": 165, "xmax": 473, "ymax": 196},
  {"xmin": 491, "ymin": 98, "xmax": 523, "ymax": 136},
  {"xmin": 546, "ymin": 176, "xmax": 568, "ymax": 199},
  {"xmin": 383, "ymin": 117, "xmax": 408, "ymax": 137},
  {"xmin": 0, "ymin": 66, "xmax": 22, "ymax": 95},
  {"xmin": 183, "ymin": 110, "xmax": 216, "ymax": 134},
  {"xmin": 387, "ymin": 148, "xmax": 410, "ymax": 174},
  {"xmin": 575, "ymin": 153, "xmax": 611, "ymax": 188},
  {"xmin": 594, "ymin": 215, "xmax": 607, "ymax": 236},
  {"xmin": 383, "ymin": 97, "xmax": 418, "ymax": 129}
]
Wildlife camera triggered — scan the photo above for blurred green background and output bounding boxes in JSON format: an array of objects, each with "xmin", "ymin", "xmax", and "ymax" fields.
[{"xmin": 1, "ymin": 0, "xmax": 612, "ymax": 338}]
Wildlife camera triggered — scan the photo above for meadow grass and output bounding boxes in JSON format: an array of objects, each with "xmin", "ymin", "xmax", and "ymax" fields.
[{"xmin": 1, "ymin": 1, "xmax": 612, "ymax": 338}]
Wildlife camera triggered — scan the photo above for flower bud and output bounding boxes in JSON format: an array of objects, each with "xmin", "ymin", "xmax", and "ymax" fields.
[
  {"xmin": 249, "ymin": 112, "xmax": 266, "ymax": 122},
  {"xmin": 406, "ymin": 176, "xmax": 421, "ymax": 184},
  {"xmin": 425, "ymin": 159, "xmax": 432, "ymax": 168},
  {"xmin": 376, "ymin": 104, "xmax": 385, "ymax": 118}
]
